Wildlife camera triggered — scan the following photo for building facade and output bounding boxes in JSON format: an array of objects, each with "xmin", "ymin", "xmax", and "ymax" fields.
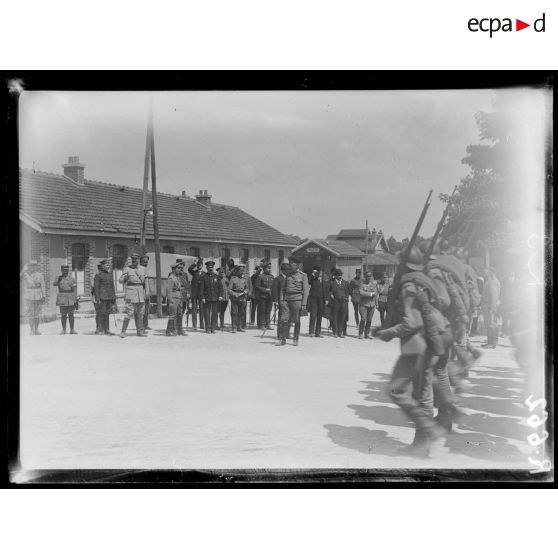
[{"xmin": 20, "ymin": 157, "xmax": 297, "ymax": 315}]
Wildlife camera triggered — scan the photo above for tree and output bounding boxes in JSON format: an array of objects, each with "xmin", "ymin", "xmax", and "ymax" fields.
[
  {"xmin": 441, "ymin": 94, "xmax": 524, "ymax": 251},
  {"xmin": 386, "ymin": 235, "xmax": 402, "ymax": 254}
]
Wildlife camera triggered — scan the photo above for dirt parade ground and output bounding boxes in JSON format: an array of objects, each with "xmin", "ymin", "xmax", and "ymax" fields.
[{"xmin": 19, "ymin": 312, "xmax": 535, "ymax": 471}]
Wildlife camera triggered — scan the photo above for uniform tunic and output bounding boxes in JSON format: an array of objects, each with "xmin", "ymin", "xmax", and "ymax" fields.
[
  {"xmin": 119, "ymin": 265, "xmax": 146, "ymax": 302},
  {"xmin": 54, "ymin": 274, "xmax": 77, "ymax": 306},
  {"xmin": 21, "ymin": 270, "xmax": 46, "ymax": 318}
]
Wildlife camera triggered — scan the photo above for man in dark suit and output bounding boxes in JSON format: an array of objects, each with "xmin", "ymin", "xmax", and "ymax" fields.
[
  {"xmin": 187, "ymin": 257, "xmax": 205, "ymax": 330},
  {"xmin": 328, "ymin": 268, "xmax": 350, "ymax": 337},
  {"xmin": 202, "ymin": 261, "xmax": 224, "ymax": 334},
  {"xmin": 308, "ymin": 265, "xmax": 326, "ymax": 337}
]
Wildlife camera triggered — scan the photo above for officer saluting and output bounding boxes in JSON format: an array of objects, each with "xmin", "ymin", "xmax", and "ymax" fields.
[
  {"xmin": 229, "ymin": 263, "xmax": 250, "ymax": 333},
  {"xmin": 202, "ymin": 260, "xmax": 224, "ymax": 334},
  {"xmin": 119, "ymin": 252, "xmax": 147, "ymax": 338}
]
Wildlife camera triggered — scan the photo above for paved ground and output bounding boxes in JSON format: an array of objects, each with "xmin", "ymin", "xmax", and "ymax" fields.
[{"xmin": 19, "ymin": 312, "xmax": 535, "ymax": 471}]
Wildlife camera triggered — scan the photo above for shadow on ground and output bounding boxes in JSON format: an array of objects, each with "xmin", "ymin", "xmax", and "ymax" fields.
[{"xmin": 325, "ymin": 364, "xmax": 529, "ymax": 462}]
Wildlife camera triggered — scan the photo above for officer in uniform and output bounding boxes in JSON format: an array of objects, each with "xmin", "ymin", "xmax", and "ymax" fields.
[
  {"xmin": 21, "ymin": 260, "xmax": 46, "ymax": 335},
  {"xmin": 53, "ymin": 265, "xmax": 78, "ymax": 334},
  {"xmin": 280, "ymin": 256, "xmax": 309, "ymax": 346},
  {"xmin": 165, "ymin": 262, "xmax": 183, "ymax": 336},
  {"xmin": 188, "ymin": 257, "xmax": 205, "ymax": 330},
  {"xmin": 272, "ymin": 262, "xmax": 290, "ymax": 340},
  {"xmin": 249, "ymin": 265, "xmax": 262, "ymax": 326},
  {"xmin": 175, "ymin": 259, "xmax": 190, "ymax": 335},
  {"xmin": 139, "ymin": 254, "xmax": 152, "ymax": 331},
  {"xmin": 92, "ymin": 263, "xmax": 103, "ymax": 334},
  {"xmin": 349, "ymin": 268, "xmax": 362, "ymax": 327},
  {"xmin": 202, "ymin": 261, "xmax": 224, "ymax": 334},
  {"xmin": 357, "ymin": 270, "xmax": 377, "ymax": 339},
  {"xmin": 328, "ymin": 269, "xmax": 350, "ymax": 337},
  {"xmin": 377, "ymin": 273, "xmax": 390, "ymax": 325},
  {"xmin": 228, "ymin": 263, "xmax": 250, "ymax": 333},
  {"xmin": 254, "ymin": 261, "xmax": 275, "ymax": 330},
  {"xmin": 93, "ymin": 259, "xmax": 116, "ymax": 335},
  {"xmin": 119, "ymin": 253, "xmax": 147, "ymax": 338},
  {"xmin": 217, "ymin": 267, "xmax": 230, "ymax": 330}
]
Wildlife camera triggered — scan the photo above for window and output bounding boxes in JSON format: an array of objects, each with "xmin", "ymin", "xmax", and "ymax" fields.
[
  {"xmin": 189, "ymin": 246, "xmax": 200, "ymax": 258},
  {"xmin": 221, "ymin": 247, "xmax": 231, "ymax": 269},
  {"xmin": 112, "ymin": 244, "xmax": 128, "ymax": 292},
  {"xmin": 71, "ymin": 243, "xmax": 86, "ymax": 296},
  {"xmin": 264, "ymin": 249, "xmax": 271, "ymax": 262},
  {"xmin": 162, "ymin": 245, "xmax": 175, "ymax": 254},
  {"xmin": 240, "ymin": 248, "xmax": 249, "ymax": 264}
]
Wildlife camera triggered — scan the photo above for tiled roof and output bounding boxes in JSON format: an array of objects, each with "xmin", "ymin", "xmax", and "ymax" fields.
[
  {"xmin": 19, "ymin": 169, "xmax": 297, "ymax": 246},
  {"xmin": 293, "ymin": 238, "xmax": 365, "ymax": 258},
  {"xmin": 337, "ymin": 228, "xmax": 368, "ymax": 238},
  {"xmin": 364, "ymin": 253, "xmax": 399, "ymax": 265}
]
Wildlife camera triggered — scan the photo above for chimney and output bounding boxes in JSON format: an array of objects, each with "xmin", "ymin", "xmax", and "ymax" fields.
[
  {"xmin": 195, "ymin": 189, "xmax": 212, "ymax": 208},
  {"xmin": 62, "ymin": 156, "xmax": 86, "ymax": 185},
  {"xmin": 181, "ymin": 190, "xmax": 186, "ymax": 197}
]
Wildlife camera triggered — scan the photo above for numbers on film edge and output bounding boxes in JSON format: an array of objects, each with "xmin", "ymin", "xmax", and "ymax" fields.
[{"xmin": 525, "ymin": 395, "xmax": 551, "ymax": 473}]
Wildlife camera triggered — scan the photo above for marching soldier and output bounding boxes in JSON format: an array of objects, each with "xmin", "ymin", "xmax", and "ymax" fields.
[
  {"xmin": 165, "ymin": 262, "xmax": 183, "ymax": 336},
  {"xmin": 21, "ymin": 260, "xmax": 46, "ymax": 335},
  {"xmin": 118, "ymin": 253, "xmax": 147, "ymax": 338},
  {"xmin": 229, "ymin": 263, "xmax": 250, "ymax": 333},
  {"xmin": 202, "ymin": 261, "xmax": 224, "ymax": 334},
  {"xmin": 188, "ymin": 257, "xmax": 205, "ymax": 331},
  {"xmin": 349, "ymin": 268, "xmax": 362, "ymax": 327},
  {"xmin": 308, "ymin": 265, "xmax": 326, "ymax": 337},
  {"xmin": 93, "ymin": 259, "xmax": 116, "ymax": 335},
  {"xmin": 53, "ymin": 264, "xmax": 78, "ymax": 334},
  {"xmin": 139, "ymin": 254, "xmax": 152, "ymax": 331},
  {"xmin": 374, "ymin": 247, "xmax": 451, "ymax": 456},
  {"xmin": 279, "ymin": 256, "xmax": 309, "ymax": 346},
  {"xmin": 254, "ymin": 261, "xmax": 274, "ymax": 330},
  {"xmin": 217, "ymin": 267, "xmax": 230, "ymax": 331},
  {"xmin": 328, "ymin": 269, "xmax": 350, "ymax": 338},
  {"xmin": 357, "ymin": 270, "xmax": 377, "ymax": 339}
]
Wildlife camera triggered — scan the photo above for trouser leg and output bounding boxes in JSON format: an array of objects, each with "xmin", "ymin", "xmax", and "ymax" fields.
[
  {"xmin": 61, "ymin": 311, "xmax": 67, "ymax": 332},
  {"xmin": 68, "ymin": 307, "xmax": 75, "ymax": 331},
  {"xmin": 389, "ymin": 355, "xmax": 438, "ymax": 439},
  {"xmin": 191, "ymin": 299, "xmax": 198, "ymax": 329},
  {"xmin": 353, "ymin": 301, "xmax": 360, "ymax": 325},
  {"xmin": 309, "ymin": 299, "xmax": 316, "ymax": 334},
  {"xmin": 198, "ymin": 299, "xmax": 205, "ymax": 329},
  {"xmin": 278, "ymin": 301, "xmax": 290, "ymax": 340},
  {"xmin": 143, "ymin": 301, "xmax": 149, "ymax": 330}
]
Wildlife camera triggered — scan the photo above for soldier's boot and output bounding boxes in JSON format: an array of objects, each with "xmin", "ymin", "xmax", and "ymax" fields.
[
  {"xmin": 293, "ymin": 322, "xmax": 300, "ymax": 345},
  {"xmin": 166, "ymin": 320, "xmax": 177, "ymax": 336},
  {"xmin": 34, "ymin": 318, "xmax": 41, "ymax": 335},
  {"xmin": 192, "ymin": 312, "xmax": 197, "ymax": 330},
  {"xmin": 358, "ymin": 321, "xmax": 365, "ymax": 339},
  {"xmin": 135, "ymin": 315, "xmax": 148, "ymax": 337},
  {"xmin": 69, "ymin": 314, "xmax": 77, "ymax": 334},
  {"xmin": 177, "ymin": 318, "xmax": 187, "ymax": 336},
  {"xmin": 95, "ymin": 314, "xmax": 101, "ymax": 334},
  {"xmin": 231, "ymin": 314, "xmax": 237, "ymax": 333},
  {"xmin": 61, "ymin": 315, "xmax": 67, "ymax": 334},
  {"xmin": 28, "ymin": 318, "xmax": 35, "ymax": 335},
  {"xmin": 364, "ymin": 321, "xmax": 372, "ymax": 339},
  {"xmin": 119, "ymin": 318, "xmax": 129, "ymax": 338}
]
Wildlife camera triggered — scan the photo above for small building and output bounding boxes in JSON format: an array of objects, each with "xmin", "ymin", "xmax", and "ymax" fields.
[
  {"xmin": 290, "ymin": 238, "xmax": 366, "ymax": 280},
  {"xmin": 20, "ymin": 157, "xmax": 297, "ymax": 314}
]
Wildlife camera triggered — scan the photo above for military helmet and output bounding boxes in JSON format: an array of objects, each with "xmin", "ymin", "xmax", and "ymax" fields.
[{"xmin": 404, "ymin": 246, "xmax": 426, "ymax": 271}]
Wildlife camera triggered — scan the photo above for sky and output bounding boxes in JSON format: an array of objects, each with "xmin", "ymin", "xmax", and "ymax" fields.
[{"xmin": 19, "ymin": 89, "xmax": 497, "ymax": 240}]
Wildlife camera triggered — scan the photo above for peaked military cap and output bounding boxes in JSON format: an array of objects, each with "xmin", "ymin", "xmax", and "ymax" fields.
[
  {"xmin": 280, "ymin": 262, "xmax": 291, "ymax": 272},
  {"xmin": 205, "ymin": 261, "xmax": 215, "ymax": 267},
  {"xmin": 131, "ymin": 252, "xmax": 140, "ymax": 258}
]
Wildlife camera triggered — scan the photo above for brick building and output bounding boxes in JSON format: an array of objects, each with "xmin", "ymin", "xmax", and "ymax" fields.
[{"xmin": 20, "ymin": 157, "xmax": 297, "ymax": 314}]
